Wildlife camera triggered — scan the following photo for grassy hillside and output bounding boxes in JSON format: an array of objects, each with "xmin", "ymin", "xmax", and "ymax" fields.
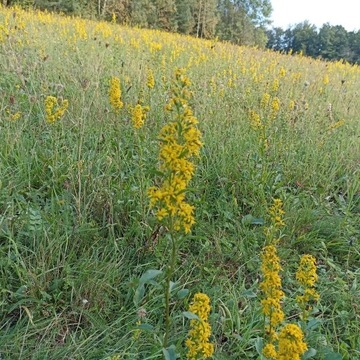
[{"xmin": 0, "ymin": 5, "xmax": 359, "ymax": 360}]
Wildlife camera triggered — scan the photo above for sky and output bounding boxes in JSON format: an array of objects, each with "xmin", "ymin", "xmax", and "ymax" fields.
[{"xmin": 270, "ymin": 0, "xmax": 360, "ymax": 31}]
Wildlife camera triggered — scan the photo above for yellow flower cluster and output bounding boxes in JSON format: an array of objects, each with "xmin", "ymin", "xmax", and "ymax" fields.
[
  {"xmin": 323, "ymin": 74, "xmax": 329, "ymax": 85},
  {"xmin": 327, "ymin": 119, "xmax": 345, "ymax": 131},
  {"xmin": 249, "ymin": 110, "xmax": 262, "ymax": 130},
  {"xmin": 269, "ymin": 198, "xmax": 285, "ymax": 228},
  {"xmin": 277, "ymin": 324, "xmax": 308, "ymax": 360},
  {"xmin": 146, "ymin": 69, "xmax": 155, "ymax": 89},
  {"xmin": 6, "ymin": 109, "xmax": 22, "ymax": 121},
  {"xmin": 109, "ymin": 77, "xmax": 123, "ymax": 113},
  {"xmin": 45, "ymin": 96, "xmax": 68, "ymax": 123},
  {"xmin": 296, "ymin": 254, "xmax": 320, "ymax": 320},
  {"xmin": 272, "ymin": 78, "xmax": 279, "ymax": 92},
  {"xmin": 148, "ymin": 69, "xmax": 202, "ymax": 233},
  {"xmin": 185, "ymin": 293, "xmax": 214, "ymax": 360},
  {"xmin": 260, "ymin": 245, "xmax": 285, "ymax": 328},
  {"xmin": 131, "ymin": 103, "xmax": 149, "ymax": 129},
  {"xmin": 261, "ymin": 92, "xmax": 271, "ymax": 108},
  {"xmin": 271, "ymin": 97, "xmax": 280, "ymax": 113}
]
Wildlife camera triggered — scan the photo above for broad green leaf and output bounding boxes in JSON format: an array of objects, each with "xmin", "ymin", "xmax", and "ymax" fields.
[
  {"xmin": 324, "ymin": 351, "xmax": 342, "ymax": 360},
  {"xmin": 133, "ymin": 284, "xmax": 145, "ymax": 306},
  {"xmin": 136, "ymin": 323, "xmax": 154, "ymax": 332},
  {"xmin": 177, "ymin": 288, "xmax": 189, "ymax": 299},
  {"xmin": 182, "ymin": 311, "xmax": 199, "ymax": 320},
  {"xmin": 303, "ymin": 348, "xmax": 317, "ymax": 359},
  {"xmin": 254, "ymin": 337, "xmax": 263, "ymax": 355},
  {"xmin": 306, "ymin": 318, "xmax": 321, "ymax": 330},
  {"xmin": 162, "ymin": 345, "xmax": 177, "ymax": 360},
  {"xmin": 242, "ymin": 289, "xmax": 257, "ymax": 298},
  {"xmin": 139, "ymin": 269, "xmax": 162, "ymax": 284}
]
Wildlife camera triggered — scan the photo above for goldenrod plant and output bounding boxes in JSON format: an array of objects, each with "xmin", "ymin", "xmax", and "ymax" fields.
[
  {"xmin": 185, "ymin": 293, "xmax": 214, "ymax": 360},
  {"xmin": 147, "ymin": 68, "xmax": 203, "ymax": 354}
]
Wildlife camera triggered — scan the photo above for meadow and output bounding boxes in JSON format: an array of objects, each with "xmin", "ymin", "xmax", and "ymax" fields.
[{"xmin": 0, "ymin": 5, "xmax": 359, "ymax": 360}]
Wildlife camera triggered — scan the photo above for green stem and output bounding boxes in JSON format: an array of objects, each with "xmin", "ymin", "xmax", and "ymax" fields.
[{"xmin": 163, "ymin": 230, "xmax": 177, "ymax": 350}]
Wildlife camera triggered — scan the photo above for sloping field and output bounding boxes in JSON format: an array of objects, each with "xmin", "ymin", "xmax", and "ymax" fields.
[{"xmin": 0, "ymin": 5, "xmax": 359, "ymax": 359}]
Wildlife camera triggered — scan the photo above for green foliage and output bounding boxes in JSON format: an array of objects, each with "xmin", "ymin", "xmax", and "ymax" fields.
[
  {"xmin": 0, "ymin": 5, "xmax": 360, "ymax": 359},
  {"xmin": 267, "ymin": 21, "xmax": 360, "ymax": 64}
]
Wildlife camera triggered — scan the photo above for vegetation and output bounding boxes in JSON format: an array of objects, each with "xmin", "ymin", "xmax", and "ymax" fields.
[
  {"xmin": 3, "ymin": 0, "xmax": 272, "ymax": 47},
  {"xmin": 266, "ymin": 21, "xmax": 360, "ymax": 64},
  {"xmin": 1, "ymin": 4, "xmax": 360, "ymax": 360}
]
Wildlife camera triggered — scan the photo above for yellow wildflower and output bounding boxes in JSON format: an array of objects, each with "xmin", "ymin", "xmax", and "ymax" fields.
[
  {"xmin": 186, "ymin": 293, "xmax": 214, "ymax": 360},
  {"xmin": 146, "ymin": 70, "xmax": 155, "ymax": 89},
  {"xmin": 260, "ymin": 245, "xmax": 284, "ymax": 328},
  {"xmin": 260, "ymin": 244, "xmax": 284, "ymax": 359},
  {"xmin": 249, "ymin": 110, "xmax": 262, "ymax": 130},
  {"xmin": 279, "ymin": 67, "xmax": 286, "ymax": 77},
  {"xmin": 296, "ymin": 254, "xmax": 319, "ymax": 319},
  {"xmin": 131, "ymin": 104, "xmax": 149, "ymax": 129},
  {"xmin": 323, "ymin": 74, "xmax": 329, "ymax": 85},
  {"xmin": 261, "ymin": 93, "xmax": 271, "ymax": 108},
  {"xmin": 148, "ymin": 69, "xmax": 202, "ymax": 234},
  {"xmin": 269, "ymin": 199, "xmax": 285, "ymax": 228},
  {"xmin": 45, "ymin": 96, "xmax": 68, "ymax": 123},
  {"xmin": 328, "ymin": 119, "xmax": 345, "ymax": 131},
  {"xmin": 272, "ymin": 78, "xmax": 279, "ymax": 92},
  {"xmin": 277, "ymin": 324, "xmax": 307, "ymax": 360},
  {"xmin": 262, "ymin": 343, "xmax": 277, "ymax": 359},
  {"xmin": 109, "ymin": 77, "xmax": 123, "ymax": 113},
  {"xmin": 271, "ymin": 97, "xmax": 280, "ymax": 113},
  {"xmin": 288, "ymin": 100, "xmax": 295, "ymax": 111}
]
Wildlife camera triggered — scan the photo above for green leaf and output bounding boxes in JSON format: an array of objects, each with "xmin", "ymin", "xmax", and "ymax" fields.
[
  {"xmin": 303, "ymin": 348, "xmax": 317, "ymax": 359},
  {"xmin": 242, "ymin": 214, "xmax": 264, "ymax": 226},
  {"xmin": 162, "ymin": 345, "xmax": 177, "ymax": 360},
  {"xmin": 242, "ymin": 289, "xmax": 257, "ymax": 298},
  {"xmin": 136, "ymin": 323, "xmax": 154, "ymax": 332},
  {"xmin": 306, "ymin": 318, "xmax": 321, "ymax": 330},
  {"xmin": 169, "ymin": 281, "xmax": 178, "ymax": 292},
  {"xmin": 324, "ymin": 351, "xmax": 342, "ymax": 360},
  {"xmin": 177, "ymin": 288, "xmax": 189, "ymax": 299},
  {"xmin": 182, "ymin": 311, "xmax": 199, "ymax": 320},
  {"xmin": 139, "ymin": 269, "xmax": 162, "ymax": 285},
  {"xmin": 254, "ymin": 337, "xmax": 263, "ymax": 355},
  {"xmin": 133, "ymin": 284, "xmax": 145, "ymax": 306}
]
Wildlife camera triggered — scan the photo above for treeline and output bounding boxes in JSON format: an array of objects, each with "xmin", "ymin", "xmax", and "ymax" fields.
[
  {"xmin": 3, "ymin": 0, "xmax": 273, "ymax": 47},
  {"xmin": 266, "ymin": 22, "xmax": 360, "ymax": 64}
]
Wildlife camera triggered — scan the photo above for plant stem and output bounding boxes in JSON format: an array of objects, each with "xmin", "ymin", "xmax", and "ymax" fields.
[{"xmin": 163, "ymin": 231, "xmax": 177, "ymax": 350}]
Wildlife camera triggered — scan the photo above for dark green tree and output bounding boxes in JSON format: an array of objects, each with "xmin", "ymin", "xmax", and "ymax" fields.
[
  {"xmin": 174, "ymin": 0, "xmax": 194, "ymax": 34},
  {"xmin": 291, "ymin": 21, "xmax": 319, "ymax": 56}
]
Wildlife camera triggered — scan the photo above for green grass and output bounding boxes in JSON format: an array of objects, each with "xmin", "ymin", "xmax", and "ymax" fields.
[{"xmin": 0, "ymin": 5, "xmax": 360, "ymax": 360}]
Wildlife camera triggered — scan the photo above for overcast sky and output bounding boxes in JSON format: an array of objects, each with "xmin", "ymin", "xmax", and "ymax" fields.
[{"xmin": 270, "ymin": 0, "xmax": 360, "ymax": 31}]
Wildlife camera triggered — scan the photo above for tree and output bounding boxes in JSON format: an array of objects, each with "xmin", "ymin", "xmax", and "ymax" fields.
[
  {"xmin": 216, "ymin": 0, "xmax": 271, "ymax": 47},
  {"xmin": 318, "ymin": 23, "xmax": 350, "ymax": 60},
  {"xmin": 191, "ymin": 0, "xmax": 218, "ymax": 39},
  {"xmin": 290, "ymin": 21, "xmax": 318, "ymax": 56},
  {"xmin": 174, "ymin": 0, "xmax": 194, "ymax": 34}
]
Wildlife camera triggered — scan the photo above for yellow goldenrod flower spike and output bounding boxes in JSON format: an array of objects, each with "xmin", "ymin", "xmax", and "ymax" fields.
[
  {"xmin": 146, "ymin": 69, "xmax": 155, "ymax": 89},
  {"xmin": 269, "ymin": 198, "xmax": 285, "ymax": 228},
  {"xmin": 296, "ymin": 254, "xmax": 320, "ymax": 320},
  {"xmin": 277, "ymin": 324, "xmax": 308, "ymax": 360},
  {"xmin": 148, "ymin": 68, "xmax": 202, "ymax": 234},
  {"xmin": 131, "ymin": 104, "xmax": 149, "ymax": 129},
  {"xmin": 185, "ymin": 293, "xmax": 214, "ymax": 360},
  {"xmin": 45, "ymin": 96, "xmax": 68, "ymax": 123},
  {"xmin": 260, "ymin": 245, "xmax": 285, "ymax": 328},
  {"xmin": 109, "ymin": 77, "xmax": 123, "ymax": 113},
  {"xmin": 260, "ymin": 244, "xmax": 284, "ymax": 359}
]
